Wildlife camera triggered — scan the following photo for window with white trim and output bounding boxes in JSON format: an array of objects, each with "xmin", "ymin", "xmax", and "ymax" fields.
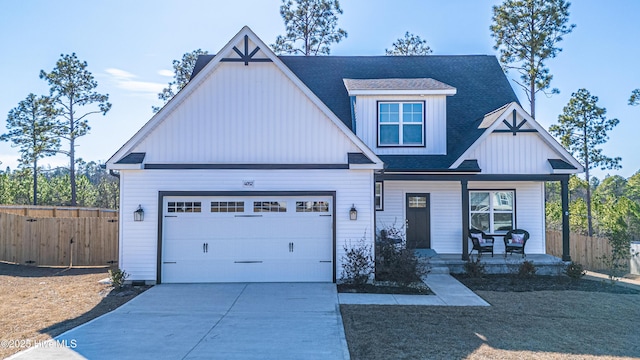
[
  {"xmin": 375, "ymin": 182, "xmax": 383, "ymax": 210},
  {"xmin": 378, "ymin": 102, "xmax": 424, "ymax": 146},
  {"xmin": 469, "ymin": 191, "xmax": 514, "ymax": 233}
]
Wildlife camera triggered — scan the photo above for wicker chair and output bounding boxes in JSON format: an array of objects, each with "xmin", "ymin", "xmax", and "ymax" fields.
[
  {"xmin": 503, "ymin": 229, "xmax": 530, "ymax": 258},
  {"xmin": 468, "ymin": 229, "xmax": 495, "ymax": 258}
]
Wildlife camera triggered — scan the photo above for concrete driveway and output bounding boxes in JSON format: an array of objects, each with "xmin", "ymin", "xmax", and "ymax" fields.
[{"xmin": 12, "ymin": 283, "xmax": 350, "ymax": 360}]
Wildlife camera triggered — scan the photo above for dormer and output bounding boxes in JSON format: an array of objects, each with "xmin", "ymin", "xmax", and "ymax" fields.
[{"xmin": 344, "ymin": 78, "xmax": 457, "ymax": 155}]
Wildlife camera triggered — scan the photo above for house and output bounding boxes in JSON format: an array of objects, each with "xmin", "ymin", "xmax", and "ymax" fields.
[{"xmin": 106, "ymin": 27, "xmax": 582, "ymax": 284}]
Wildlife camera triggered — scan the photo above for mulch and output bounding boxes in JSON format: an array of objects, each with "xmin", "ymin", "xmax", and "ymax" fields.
[
  {"xmin": 337, "ymin": 281, "xmax": 433, "ymax": 295},
  {"xmin": 453, "ymin": 273, "xmax": 640, "ymax": 294}
]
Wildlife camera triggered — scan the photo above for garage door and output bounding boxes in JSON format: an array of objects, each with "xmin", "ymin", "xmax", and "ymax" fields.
[{"xmin": 161, "ymin": 195, "xmax": 333, "ymax": 283}]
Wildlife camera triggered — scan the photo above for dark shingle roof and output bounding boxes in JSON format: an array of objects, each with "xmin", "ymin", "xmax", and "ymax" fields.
[
  {"xmin": 348, "ymin": 152, "xmax": 374, "ymax": 164},
  {"xmin": 456, "ymin": 160, "xmax": 481, "ymax": 172},
  {"xmin": 548, "ymin": 159, "xmax": 577, "ymax": 170},
  {"xmin": 116, "ymin": 152, "xmax": 146, "ymax": 164},
  {"xmin": 191, "ymin": 55, "xmax": 519, "ymax": 171}
]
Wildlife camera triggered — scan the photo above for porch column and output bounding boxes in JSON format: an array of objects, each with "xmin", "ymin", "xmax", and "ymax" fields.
[
  {"xmin": 461, "ymin": 180, "xmax": 469, "ymax": 260},
  {"xmin": 561, "ymin": 176, "xmax": 571, "ymax": 261}
]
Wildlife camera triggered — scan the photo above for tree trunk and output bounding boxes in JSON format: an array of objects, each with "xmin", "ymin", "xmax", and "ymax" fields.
[
  {"xmin": 69, "ymin": 100, "xmax": 77, "ymax": 206},
  {"xmin": 530, "ymin": 78, "xmax": 536, "ymax": 119},
  {"xmin": 584, "ymin": 127, "xmax": 593, "ymax": 236},
  {"xmin": 529, "ymin": 10, "xmax": 536, "ymax": 119},
  {"xmin": 70, "ymin": 136, "xmax": 76, "ymax": 206},
  {"xmin": 33, "ymin": 159, "xmax": 37, "ymax": 206},
  {"xmin": 585, "ymin": 167, "xmax": 593, "ymax": 236}
]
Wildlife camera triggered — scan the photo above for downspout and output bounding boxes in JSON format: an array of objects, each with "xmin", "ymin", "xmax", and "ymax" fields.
[{"xmin": 101, "ymin": 164, "xmax": 120, "ymax": 179}]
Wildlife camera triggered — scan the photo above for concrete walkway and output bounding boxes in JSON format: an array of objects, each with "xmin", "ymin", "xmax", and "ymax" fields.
[
  {"xmin": 9, "ymin": 283, "xmax": 350, "ymax": 360},
  {"xmin": 338, "ymin": 274, "xmax": 489, "ymax": 306}
]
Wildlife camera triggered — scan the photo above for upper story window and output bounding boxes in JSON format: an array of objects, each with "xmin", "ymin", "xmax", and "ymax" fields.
[{"xmin": 378, "ymin": 102, "xmax": 424, "ymax": 146}]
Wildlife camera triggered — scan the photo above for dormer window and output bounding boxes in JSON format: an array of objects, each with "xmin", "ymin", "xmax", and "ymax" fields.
[{"xmin": 378, "ymin": 101, "xmax": 424, "ymax": 146}]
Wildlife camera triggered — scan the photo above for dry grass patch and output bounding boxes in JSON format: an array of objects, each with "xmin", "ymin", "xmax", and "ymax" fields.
[
  {"xmin": 342, "ymin": 290, "xmax": 640, "ymax": 359},
  {"xmin": 0, "ymin": 262, "xmax": 147, "ymax": 359}
]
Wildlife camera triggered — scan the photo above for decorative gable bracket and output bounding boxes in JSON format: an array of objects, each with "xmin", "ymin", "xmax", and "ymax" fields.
[
  {"xmin": 493, "ymin": 110, "xmax": 538, "ymax": 136},
  {"xmin": 221, "ymin": 35, "xmax": 272, "ymax": 66}
]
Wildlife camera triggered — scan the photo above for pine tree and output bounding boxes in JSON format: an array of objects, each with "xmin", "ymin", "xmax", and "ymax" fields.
[
  {"xmin": 0, "ymin": 94, "xmax": 60, "ymax": 205},
  {"xmin": 40, "ymin": 53, "xmax": 111, "ymax": 206}
]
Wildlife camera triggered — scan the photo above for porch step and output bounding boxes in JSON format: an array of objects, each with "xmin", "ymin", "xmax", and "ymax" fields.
[{"xmin": 428, "ymin": 266, "xmax": 450, "ymax": 275}]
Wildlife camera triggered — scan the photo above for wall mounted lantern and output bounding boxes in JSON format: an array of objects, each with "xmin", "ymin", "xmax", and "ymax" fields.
[
  {"xmin": 134, "ymin": 205, "xmax": 144, "ymax": 222},
  {"xmin": 349, "ymin": 204, "xmax": 357, "ymax": 221}
]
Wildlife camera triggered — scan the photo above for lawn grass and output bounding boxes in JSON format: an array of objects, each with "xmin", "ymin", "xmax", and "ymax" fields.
[
  {"xmin": 0, "ymin": 262, "xmax": 147, "ymax": 359},
  {"xmin": 342, "ymin": 286, "xmax": 640, "ymax": 359}
]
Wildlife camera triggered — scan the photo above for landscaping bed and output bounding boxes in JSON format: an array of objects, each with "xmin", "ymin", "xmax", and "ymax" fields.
[
  {"xmin": 0, "ymin": 262, "xmax": 148, "ymax": 359},
  {"xmin": 337, "ymin": 281, "xmax": 433, "ymax": 295},
  {"xmin": 453, "ymin": 273, "xmax": 640, "ymax": 294}
]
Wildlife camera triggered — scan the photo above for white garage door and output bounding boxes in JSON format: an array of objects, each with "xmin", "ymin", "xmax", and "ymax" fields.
[{"xmin": 161, "ymin": 195, "xmax": 333, "ymax": 283}]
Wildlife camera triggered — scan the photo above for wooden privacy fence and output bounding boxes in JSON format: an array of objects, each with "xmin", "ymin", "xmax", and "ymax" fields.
[
  {"xmin": 0, "ymin": 206, "xmax": 118, "ymax": 266},
  {"xmin": 546, "ymin": 230, "xmax": 612, "ymax": 271}
]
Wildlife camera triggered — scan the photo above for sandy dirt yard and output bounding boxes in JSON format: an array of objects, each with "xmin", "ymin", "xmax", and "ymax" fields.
[{"xmin": 0, "ymin": 262, "xmax": 147, "ymax": 359}]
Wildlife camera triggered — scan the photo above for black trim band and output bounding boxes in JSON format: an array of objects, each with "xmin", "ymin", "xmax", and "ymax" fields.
[{"xmin": 377, "ymin": 173, "xmax": 570, "ymax": 182}]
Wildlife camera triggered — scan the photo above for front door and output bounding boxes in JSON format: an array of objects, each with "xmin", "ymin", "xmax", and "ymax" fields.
[{"xmin": 406, "ymin": 193, "xmax": 430, "ymax": 249}]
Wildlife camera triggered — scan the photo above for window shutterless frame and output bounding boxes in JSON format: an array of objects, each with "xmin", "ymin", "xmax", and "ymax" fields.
[
  {"xmin": 377, "ymin": 100, "xmax": 426, "ymax": 147},
  {"xmin": 468, "ymin": 189, "xmax": 516, "ymax": 234},
  {"xmin": 375, "ymin": 181, "xmax": 384, "ymax": 211}
]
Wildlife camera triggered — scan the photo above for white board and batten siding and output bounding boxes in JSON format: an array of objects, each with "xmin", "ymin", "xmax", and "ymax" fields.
[
  {"xmin": 377, "ymin": 181, "xmax": 545, "ymax": 255},
  {"xmin": 118, "ymin": 169, "xmax": 374, "ymax": 282},
  {"xmin": 377, "ymin": 181, "xmax": 461, "ymax": 253},
  {"xmin": 131, "ymin": 62, "xmax": 362, "ymax": 164},
  {"xmin": 461, "ymin": 133, "xmax": 562, "ymax": 174},
  {"xmin": 354, "ymin": 95, "xmax": 447, "ymax": 155}
]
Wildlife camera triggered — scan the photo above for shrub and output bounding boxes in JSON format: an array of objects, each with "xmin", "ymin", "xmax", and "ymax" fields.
[
  {"xmin": 518, "ymin": 260, "xmax": 536, "ymax": 277},
  {"xmin": 340, "ymin": 237, "xmax": 374, "ymax": 285},
  {"xmin": 463, "ymin": 258, "xmax": 485, "ymax": 278},
  {"xmin": 375, "ymin": 224, "xmax": 428, "ymax": 286},
  {"xmin": 565, "ymin": 261, "xmax": 586, "ymax": 279},
  {"xmin": 108, "ymin": 268, "xmax": 129, "ymax": 288}
]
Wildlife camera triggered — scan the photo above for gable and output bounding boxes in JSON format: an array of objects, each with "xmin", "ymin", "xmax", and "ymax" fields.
[
  {"xmin": 453, "ymin": 103, "xmax": 583, "ymax": 174},
  {"xmin": 108, "ymin": 27, "xmax": 381, "ymax": 170}
]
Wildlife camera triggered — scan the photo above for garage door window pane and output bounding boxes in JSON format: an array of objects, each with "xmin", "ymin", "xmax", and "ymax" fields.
[
  {"xmin": 254, "ymin": 201, "xmax": 287, "ymax": 212},
  {"xmin": 211, "ymin": 201, "xmax": 244, "ymax": 213},
  {"xmin": 167, "ymin": 201, "xmax": 201, "ymax": 213},
  {"xmin": 296, "ymin": 201, "xmax": 329, "ymax": 212}
]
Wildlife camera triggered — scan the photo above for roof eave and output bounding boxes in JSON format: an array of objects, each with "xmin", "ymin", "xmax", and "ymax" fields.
[{"xmin": 346, "ymin": 89, "xmax": 457, "ymax": 96}]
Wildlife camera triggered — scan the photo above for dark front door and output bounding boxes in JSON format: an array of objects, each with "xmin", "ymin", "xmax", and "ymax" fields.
[{"xmin": 406, "ymin": 193, "xmax": 430, "ymax": 249}]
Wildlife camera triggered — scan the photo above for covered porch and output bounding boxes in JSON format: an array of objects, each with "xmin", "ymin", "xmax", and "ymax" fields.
[
  {"xmin": 376, "ymin": 173, "xmax": 573, "ymax": 262},
  {"xmin": 415, "ymin": 249, "xmax": 567, "ymax": 275}
]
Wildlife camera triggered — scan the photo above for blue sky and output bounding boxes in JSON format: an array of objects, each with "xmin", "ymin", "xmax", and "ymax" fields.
[{"xmin": 0, "ymin": 0, "xmax": 638, "ymax": 180}]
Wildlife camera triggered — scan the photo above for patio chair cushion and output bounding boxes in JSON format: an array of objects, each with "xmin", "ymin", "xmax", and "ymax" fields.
[
  {"xmin": 511, "ymin": 233, "xmax": 525, "ymax": 244},
  {"xmin": 471, "ymin": 232, "xmax": 485, "ymax": 244}
]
